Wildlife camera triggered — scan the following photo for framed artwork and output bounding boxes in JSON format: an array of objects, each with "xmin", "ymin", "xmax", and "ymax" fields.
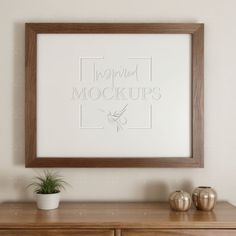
[{"xmin": 25, "ymin": 23, "xmax": 204, "ymax": 167}]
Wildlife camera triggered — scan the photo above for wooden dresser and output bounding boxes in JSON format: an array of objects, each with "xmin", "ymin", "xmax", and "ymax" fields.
[{"xmin": 0, "ymin": 202, "xmax": 236, "ymax": 236}]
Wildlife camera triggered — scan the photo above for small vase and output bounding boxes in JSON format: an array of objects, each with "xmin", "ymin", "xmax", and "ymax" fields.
[
  {"xmin": 169, "ymin": 190, "xmax": 192, "ymax": 211},
  {"xmin": 192, "ymin": 186, "xmax": 217, "ymax": 211},
  {"xmin": 36, "ymin": 192, "xmax": 60, "ymax": 210}
]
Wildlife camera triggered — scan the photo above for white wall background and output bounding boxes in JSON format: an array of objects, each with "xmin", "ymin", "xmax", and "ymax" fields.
[{"xmin": 0, "ymin": 0, "xmax": 236, "ymax": 204}]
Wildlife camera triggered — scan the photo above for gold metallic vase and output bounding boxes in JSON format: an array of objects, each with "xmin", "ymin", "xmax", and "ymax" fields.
[
  {"xmin": 169, "ymin": 190, "xmax": 192, "ymax": 212},
  {"xmin": 192, "ymin": 186, "xmax": 217, "ymax": 211}
]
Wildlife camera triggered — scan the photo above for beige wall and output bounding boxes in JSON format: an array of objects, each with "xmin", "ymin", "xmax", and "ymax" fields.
[{"xmin": 0, "ymin": 0, "xmax": 236, "ymax": 204}]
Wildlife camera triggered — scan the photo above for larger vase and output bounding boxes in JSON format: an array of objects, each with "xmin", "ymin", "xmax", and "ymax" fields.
[{"xmin": 192, "ymin": 186, "xmax": 217, "ymax": 211}]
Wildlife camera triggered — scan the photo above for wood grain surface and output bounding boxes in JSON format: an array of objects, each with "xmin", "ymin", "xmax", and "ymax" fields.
[
  {"xmin": 123, "ymin": 230, "xmax": 236, "ymax": 236},
  {"xmin": 0, "ymin": 202, "xmax": 235, "ymax": 229},
  {"xmin": 0, "ymin": 230, "xmax": 114, "ymax": 236}
]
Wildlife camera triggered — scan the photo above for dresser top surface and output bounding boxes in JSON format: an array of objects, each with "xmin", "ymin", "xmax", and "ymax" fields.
[{"xmin": 0, "ymin": 202, "xmax": 236, "ymax": 229}]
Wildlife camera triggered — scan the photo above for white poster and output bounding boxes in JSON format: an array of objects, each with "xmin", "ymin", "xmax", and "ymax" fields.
[{"xmin": 37, "ymin": 34, "xmax": 191, "ymax": 158}]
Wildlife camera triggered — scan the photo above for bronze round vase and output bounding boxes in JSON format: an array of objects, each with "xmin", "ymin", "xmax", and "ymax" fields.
[
  {"xmin": 169, "ymin": 190, "xmax": 192, "ymax": 212},
  {"xmin": 192, "ymin": 186, "xmax": 217, "ymax": 211}
]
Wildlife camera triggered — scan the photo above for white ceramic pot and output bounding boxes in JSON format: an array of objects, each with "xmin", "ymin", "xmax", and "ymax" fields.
[{"xmin": 36, "ymin": 192, "xmax": 60, "ymax": 210}]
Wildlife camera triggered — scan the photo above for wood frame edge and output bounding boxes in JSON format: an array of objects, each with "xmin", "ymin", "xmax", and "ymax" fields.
[{"xmin": 25, "ymin": 23, "xmax": 204, "ymax": 168}]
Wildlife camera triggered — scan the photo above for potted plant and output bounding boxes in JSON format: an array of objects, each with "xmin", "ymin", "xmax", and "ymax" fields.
[{"xmin": 28, "ymin": 170, "xmax": 68, "ymax": 210}]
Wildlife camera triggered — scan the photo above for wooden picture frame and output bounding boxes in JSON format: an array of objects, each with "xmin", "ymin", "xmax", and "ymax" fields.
[{"xmin": 25, "ymin": 23, "xmax": 204, "ymax": 168}]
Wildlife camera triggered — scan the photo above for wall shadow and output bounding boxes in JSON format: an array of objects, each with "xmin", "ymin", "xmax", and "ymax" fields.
[
  {"xmin": 12, "ymin": 22, "xmax": 25, "ymax": 166},
  {"xmin": 144, "ymin": 180, "xmax": 169, "ymax": 201}
]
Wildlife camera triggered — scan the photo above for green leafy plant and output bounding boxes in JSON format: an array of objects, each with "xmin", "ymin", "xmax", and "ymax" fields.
[{"xmin": 28, "ymin": 170, "xmax": 68, "ymax": 194}]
